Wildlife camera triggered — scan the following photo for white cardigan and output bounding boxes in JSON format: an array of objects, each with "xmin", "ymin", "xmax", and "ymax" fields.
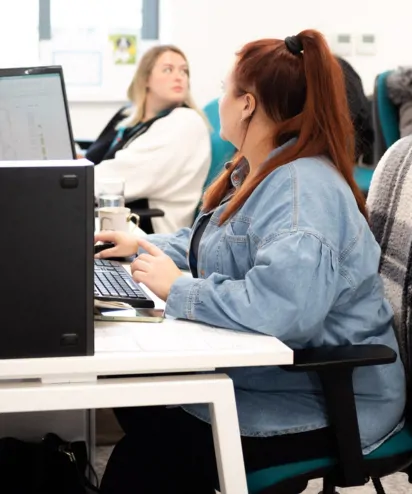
[{"xmin": 95, "ymin": 107, "xmax": 211, "ymax": 233}]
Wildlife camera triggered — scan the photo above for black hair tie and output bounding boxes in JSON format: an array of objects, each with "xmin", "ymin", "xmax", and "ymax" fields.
[{"xmin": 284, "ymin": 36, "xmax": 303, "ymax": 55}]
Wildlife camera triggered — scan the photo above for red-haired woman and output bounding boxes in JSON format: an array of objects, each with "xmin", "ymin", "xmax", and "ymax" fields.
[{"xmin": 97, "ymin": 30, "xmax": 405, "ymax": 494}]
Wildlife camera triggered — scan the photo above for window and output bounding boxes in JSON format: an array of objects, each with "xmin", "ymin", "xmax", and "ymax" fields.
[
  {"xmin": 0, "ymin": 0, "xmax": 39, "ymax": 68},
  {"xmin": 38, "ymin": 0, "xmax": 147, "ymax": 100}
]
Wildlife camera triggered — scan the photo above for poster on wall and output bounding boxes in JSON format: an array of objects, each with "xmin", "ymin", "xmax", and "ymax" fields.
[
  {"xmin": 42, "ymin": 0, "xmax": 144, "ymax": 101},
  {"xmin": 109, "ymin": 34, "xmax": 137, "ymax": 65}
]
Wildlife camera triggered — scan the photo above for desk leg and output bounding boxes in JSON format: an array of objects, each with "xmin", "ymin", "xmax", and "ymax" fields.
[
  {"xmin": 209, "ymin": 378, "xmax": 248, "ymax": 494},
  {"xmin": 0, "ymin": 374, "xmax": 247, "ymax": 493}
]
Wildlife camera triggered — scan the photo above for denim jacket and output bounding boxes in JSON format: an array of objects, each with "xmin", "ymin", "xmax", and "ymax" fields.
[{"xmin": 145, "ymin": 142, "xmax": 406, "ymax": 452}]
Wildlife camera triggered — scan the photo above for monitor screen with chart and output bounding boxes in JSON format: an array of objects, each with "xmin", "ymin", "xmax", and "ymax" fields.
[{"xmin": 0, "ymin": 66, "xmax": 75, "ymax": 160}]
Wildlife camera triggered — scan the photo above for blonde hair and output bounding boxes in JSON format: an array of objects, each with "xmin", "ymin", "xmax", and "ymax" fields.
[{"xmin": 121, "ymin": 44, "xmax": 205, "ymax": 127}]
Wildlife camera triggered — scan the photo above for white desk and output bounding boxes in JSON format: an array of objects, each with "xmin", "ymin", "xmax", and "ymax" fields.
[{"xmin": 0, "ymin": 315, "xmax": 292, "ymax": 494}]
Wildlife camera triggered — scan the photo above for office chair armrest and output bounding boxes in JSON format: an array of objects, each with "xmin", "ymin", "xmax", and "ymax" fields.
[
  {"xmin": 283, "ymin": 344, "xmax": 397, "ymax": 487},
  {"xmin": 289, "ymin": 344, "xmax": 396, "ymax": 372},
  {"xmin": 75, "ymin": 139, "xmax": 94, "ymax": 151},
  {"xmin": 133, "ymin": 208, "xmax": 165, "ymax": 219},
  {"xmin": 127, "ymin": 199, "xmax": 165, "ymax": 235}
]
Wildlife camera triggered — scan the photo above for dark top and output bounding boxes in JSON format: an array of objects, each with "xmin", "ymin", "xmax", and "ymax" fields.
[
  {"xmin": 190, "ymin": 188, "xmax": 236, "ymax": 277},
  {"xmin": 190, "ymin": 214, "xmax": 213, "ymax": 278},
  {"xmin": 337, "ymin": 57, "xmax": 374, "ymax": 164}
]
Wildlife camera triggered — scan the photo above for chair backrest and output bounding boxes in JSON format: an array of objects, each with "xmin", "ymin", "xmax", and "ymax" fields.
[
  {"xmin": 367, "ymin": 135, "xmax": 412, "ymax": 413},
  {"xmin": 373, "ymin": 71, "xmax": 400, "ymax": 163},
  {"xmin": 202, "ymin": 98, "xmax": 236, "ymax": 188}
]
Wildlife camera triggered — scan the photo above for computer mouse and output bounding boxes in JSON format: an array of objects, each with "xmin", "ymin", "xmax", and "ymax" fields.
[
  {"xmin": 94, "ymin": 242, "xmax": 116, "ymax": 255},
  {"xmin": 94, "ymin": 242, "xmax": 135, "ymax": 263}
]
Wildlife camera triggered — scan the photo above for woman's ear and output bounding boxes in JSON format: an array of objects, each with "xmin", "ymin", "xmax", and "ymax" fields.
[{"xmin": 241, "ymin": 93, "xmax": 256, "ymax": 122}]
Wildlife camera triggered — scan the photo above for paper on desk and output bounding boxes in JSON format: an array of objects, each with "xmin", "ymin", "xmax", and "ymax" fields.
[
  {"xmin": 94, "ymin": 318, "xmax": 209, "ymax": 353},
  {"xmin": 94, "ymin": 299, "xmax": 133, "ymax": 310},
  {"xmin": 95, "ymin": 317, "xmax": 279, "ymax": 354}
]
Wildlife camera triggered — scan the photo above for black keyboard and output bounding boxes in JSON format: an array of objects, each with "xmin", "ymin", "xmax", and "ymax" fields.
[{"xmin": 94, "ymin": 259, "xmax": 155, "ymax": 308}]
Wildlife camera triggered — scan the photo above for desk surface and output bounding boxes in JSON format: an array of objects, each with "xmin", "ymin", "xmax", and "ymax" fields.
[{"xmin": 0, "ymin": 318, "xmax": 292, "ymax": 380}]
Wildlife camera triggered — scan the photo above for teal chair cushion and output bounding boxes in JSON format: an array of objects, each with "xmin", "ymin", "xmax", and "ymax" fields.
[
  {"xmin": 246, "ymin": 423, "xmax": 412, "ymax": 494},
  {"xmin": 247, "ymin": 457, "xmax": 336, "ymax": 494},
  {"xmin": 366, "ymin": 423, "xmax": 412, "ymax": 460},
  {"xmin": 376, "ymin": 71, "xmax": 400, "ymax": 149}
]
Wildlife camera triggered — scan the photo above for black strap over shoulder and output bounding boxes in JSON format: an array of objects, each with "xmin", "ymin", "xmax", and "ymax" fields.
[
  {"xmin": 85, "ymin": 106, "xmax": 130, "ymax": 165},
  {"xmin": 86, "ymin": 106, "xmax": 178, "ymax": 165}
]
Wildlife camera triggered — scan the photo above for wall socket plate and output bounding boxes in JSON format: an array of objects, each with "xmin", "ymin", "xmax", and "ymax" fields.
[
  {"xmin": 328, "ymin": 33, "xmax": 353, "ymax": 57},
  {"xmin": 355, "ymin": 33, "xmax": 377, "ymax": 55}
]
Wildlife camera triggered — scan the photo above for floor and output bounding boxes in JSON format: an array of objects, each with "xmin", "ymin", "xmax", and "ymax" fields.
[
  {"xmin": 95, "ymin": 446, "xmax": 411, "ymax": 493},
  {"xmin": 95, "ymin": 445, "xmax": 114, "ymax": 483}
]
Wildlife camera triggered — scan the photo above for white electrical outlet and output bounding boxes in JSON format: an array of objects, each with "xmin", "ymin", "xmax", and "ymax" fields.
[
  {"xmin": 355, "ymin": 33, "xmax": 377, "ymax": 56},
  {"xmin": 328, "ymin": 33, "xmax": 353, "ymax": 57}
]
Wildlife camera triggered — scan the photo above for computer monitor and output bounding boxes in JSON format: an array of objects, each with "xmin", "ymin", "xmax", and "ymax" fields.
[{"xmin": 0, "ymin": 66, "xmax": 75, "ymax": 160}]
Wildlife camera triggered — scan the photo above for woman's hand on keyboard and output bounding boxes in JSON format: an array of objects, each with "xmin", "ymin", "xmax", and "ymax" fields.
[
  {"xmin": 94, "ymin": 231, "xmax": 139, "ymax": 258},
  {"xmin": 131, "ymin": 238, "xmax": 183, "ymax": 301}
]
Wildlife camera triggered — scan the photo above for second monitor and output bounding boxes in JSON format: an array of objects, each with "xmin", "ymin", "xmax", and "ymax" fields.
[{"xmin": 0, "ymin": 65, "xmax": 75, "ymax": 161}]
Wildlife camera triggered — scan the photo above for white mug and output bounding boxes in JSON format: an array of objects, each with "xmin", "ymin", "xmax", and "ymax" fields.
[{"xmin": 98, "ymin": 207, "xmax": 140, "ymax": 232}]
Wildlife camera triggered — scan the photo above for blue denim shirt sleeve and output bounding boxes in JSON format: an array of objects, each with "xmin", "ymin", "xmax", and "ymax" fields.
[
  {"xmin": 138, "ymin": 227, "xmax": 190, "ymax": 270},
  {"xmin": 166, "ymin": 230, "xmax": 340, "ymax": 346}
]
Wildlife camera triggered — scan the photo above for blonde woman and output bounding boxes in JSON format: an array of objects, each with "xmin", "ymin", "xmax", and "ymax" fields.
[{"xmin": 89, "ymin": 45, "xmax": 211, "ymax": 233}]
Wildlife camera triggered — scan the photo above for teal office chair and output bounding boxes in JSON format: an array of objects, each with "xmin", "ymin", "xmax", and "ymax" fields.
[
  {"xmin": 193, "ymin": 99, "xmax": 236, "ymax": 219},
  {"xmin": 201, "ymin": 98, "xmax": 375, "ymax": 197},
  {"xmin": 202, "ymin": 98, "xmax": 236, "ymax": 188},
  {"xmin": 373, "ymin": 71, "xmax": 400, "ymax": 164},
  {"xmin": 246, "ymin": 138, "xmax": 412, "ymax": 493},
  {"xmin": 354, "ymin": 166, "xmax": 374, "ymax": 195},
  {"xmin": 353, "ymin": 72, "xmax": 400, "ymax": 199}
]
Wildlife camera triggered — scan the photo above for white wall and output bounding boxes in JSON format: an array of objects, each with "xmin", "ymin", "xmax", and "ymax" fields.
[
  {"xmin": 0, "ymin": 0, "xmax": 39, "ymax": 68},
  {"xmin": 159, "ymin": 0, "xmax": 411, "ymax": 104},
  {"xmin": 72, "ymin": 0, "xmax": 411, "ymax": 138},
  {"xmin": 69, "ymin": 101, "xmax": 125, "ymax": 141}
]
